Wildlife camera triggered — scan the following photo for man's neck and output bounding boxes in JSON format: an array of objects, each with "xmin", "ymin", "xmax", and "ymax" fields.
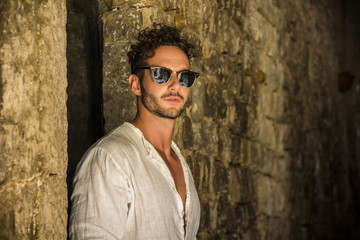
[{"xmin": 131, "ymin": 112, "xmax": 176, "ymax": 157}]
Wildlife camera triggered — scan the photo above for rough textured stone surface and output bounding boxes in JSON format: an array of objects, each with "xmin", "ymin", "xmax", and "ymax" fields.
[
  {"xmin": 0, "ymin": 0, "xmax": 68, "ymax": 239},
  {"xmin": 67, "ymin": 0, "xmax": 360, "ymax": 239}
]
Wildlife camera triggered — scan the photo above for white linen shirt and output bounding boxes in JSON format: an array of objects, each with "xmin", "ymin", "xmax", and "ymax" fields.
[{"xmin": 69, "ymin": 122, "xmax": 200, "ymax": 240}]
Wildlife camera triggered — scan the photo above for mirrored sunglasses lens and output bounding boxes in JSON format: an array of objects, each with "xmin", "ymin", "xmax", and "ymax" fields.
[
  {"xmin": 152, "ymin": 67, "xmax": 171, "ymax": 84},
  {"xmin": 179, "ymin": 72, "xmax": 196, "ymax": 87}
]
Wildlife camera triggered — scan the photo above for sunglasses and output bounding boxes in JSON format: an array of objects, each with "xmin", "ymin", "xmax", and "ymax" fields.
[{"xmin": 134, "ymin": 66, "xmax": 200, "ymax": 88}]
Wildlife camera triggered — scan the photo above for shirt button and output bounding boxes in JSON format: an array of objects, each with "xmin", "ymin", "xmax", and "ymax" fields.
[{"xmin": 181, "ymin": 211, "xmax": 185, "ymax": 216}]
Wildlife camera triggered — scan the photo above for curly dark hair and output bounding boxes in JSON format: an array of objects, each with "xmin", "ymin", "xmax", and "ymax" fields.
[{"xmin": 127, "ymin": 23, "xmax": 199, "ymax": 79}]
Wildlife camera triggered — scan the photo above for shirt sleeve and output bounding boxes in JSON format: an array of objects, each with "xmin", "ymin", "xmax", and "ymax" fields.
[{"xmin": 69, "ymin": 147, "xmax": 132, "ymax": 240}]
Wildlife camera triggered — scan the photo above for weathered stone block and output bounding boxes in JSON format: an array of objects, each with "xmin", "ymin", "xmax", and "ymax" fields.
[
  {"xmin": 101, "ymin": 7, "xmax": 142, "ymax": 132},
  {"xmin": 228, "ymin": 167, "xmax": 254, "ymax": 203},
  {"xmin": 256, "ymin": 175, "xmax": 274, "ymax": 215},
  {"xmin": 256, "ymin": 115, "xmax": 277, "ymax": 149},
  {"xmin": 0, "ymin": 0, "xmax": 68, "ymax": 238},
  {"xmin": 94, "ymin": 0, "xmax": 360, "ymax": 239}
]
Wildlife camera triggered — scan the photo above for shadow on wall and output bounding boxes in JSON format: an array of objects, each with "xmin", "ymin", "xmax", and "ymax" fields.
[{"xmin": 65, "ymin": 0, "xmax": 104, "ymax": 235}]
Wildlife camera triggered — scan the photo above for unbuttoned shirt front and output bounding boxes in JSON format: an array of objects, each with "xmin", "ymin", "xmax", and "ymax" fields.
[{"xmin": 69, "ymin": 122, "xmax": 200, "ymax": 240}]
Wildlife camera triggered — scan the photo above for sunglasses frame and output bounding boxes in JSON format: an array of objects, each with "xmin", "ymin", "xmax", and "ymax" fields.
[{"xmin": 134, "ymin": 66, "xmax": 200, "ymax": 88}]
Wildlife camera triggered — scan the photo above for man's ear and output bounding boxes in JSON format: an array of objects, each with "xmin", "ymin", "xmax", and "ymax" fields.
[{"xmin": 129, "ymin": 74, "xmax": 141, "ymax": 96}]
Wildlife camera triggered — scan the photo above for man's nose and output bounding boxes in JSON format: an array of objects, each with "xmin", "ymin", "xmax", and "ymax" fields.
[{"xmin": 168, "ymin": 72, "xmax": 182, "ymax": 90}]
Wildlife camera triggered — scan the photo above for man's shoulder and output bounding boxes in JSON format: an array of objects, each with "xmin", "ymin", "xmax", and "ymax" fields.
[
  {"xmin": 76, "ymin": 123, "xmax": 143, "ymax": 173},
  {"xmin": 92, "ymin": 122, "xmax": 141, "ymax": 155}
]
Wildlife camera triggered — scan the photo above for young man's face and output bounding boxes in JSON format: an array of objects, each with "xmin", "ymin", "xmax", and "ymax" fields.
[{"xmin": 140, "ymin": 46, "xmax": 191, "ymax": 119}]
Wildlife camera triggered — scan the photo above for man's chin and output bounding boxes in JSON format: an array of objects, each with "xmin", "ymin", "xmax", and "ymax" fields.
[
  {"xmin": 156, "ymin": 111, "xmax": 182, "ymax": 119},
  {"xmin": 156, "ymin": 107, "xmax": 185, "ymax": 119}
]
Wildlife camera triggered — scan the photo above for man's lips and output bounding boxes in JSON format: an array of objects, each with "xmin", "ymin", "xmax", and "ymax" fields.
[
  {"xmin": 164, "ymin": 96, "xmax": 182, "ymax": 102},
  {"xmin": 161, "ymin": 93, "xmax": 184, "ymax": 103}
]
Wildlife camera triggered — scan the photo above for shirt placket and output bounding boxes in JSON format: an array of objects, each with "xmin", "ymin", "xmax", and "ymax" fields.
[
  {"xmin": 177, "ymin": 149, "xmax": 191, "ymax": 240},
  {"xmin": 142, "ymin": 138, "xmax": 189, "ymax": 239}
]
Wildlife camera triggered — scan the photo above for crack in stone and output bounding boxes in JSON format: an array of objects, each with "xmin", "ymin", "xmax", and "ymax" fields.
[{"xmin": 0, "ymin": 172, "xmax": 55, "ymax": 193}]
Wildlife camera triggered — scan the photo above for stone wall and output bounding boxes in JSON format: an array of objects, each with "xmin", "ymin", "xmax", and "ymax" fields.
[
  {"xmin": 64, "ymin": 0, "xmax": 360, "ymax": 239},
  {"xmin": 98, "ymin": 0, "xmax": 360, "ymax": 239},
  {"xmin": 0, "ymin": 0, "xmax": 68, "ymax": 239}
]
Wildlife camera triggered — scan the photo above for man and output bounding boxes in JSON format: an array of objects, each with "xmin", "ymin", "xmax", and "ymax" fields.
[{"xmin": 69, "ymin": 24, "xmax": 201, "ymax": 240}]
